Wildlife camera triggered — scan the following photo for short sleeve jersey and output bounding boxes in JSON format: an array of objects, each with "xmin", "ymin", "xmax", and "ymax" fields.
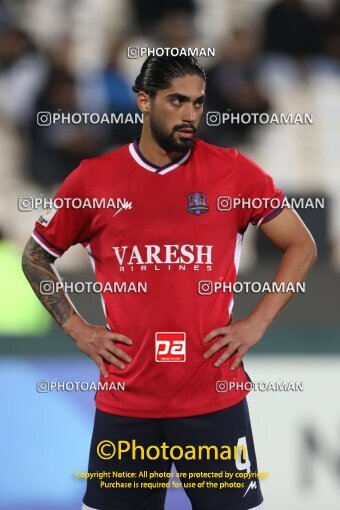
[{"xmin": 32, "ymin": 139, "xmax": 285, "ymax": 418}]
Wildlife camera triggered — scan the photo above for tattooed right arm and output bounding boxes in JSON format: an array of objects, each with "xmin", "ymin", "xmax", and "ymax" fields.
[
  {"xmin": 22, "ymin": 237, "xmax": 77, "ymax": 327},
  {"xmin": 21, "ymin": 237, "xmax": 132, "ymax": 375}
]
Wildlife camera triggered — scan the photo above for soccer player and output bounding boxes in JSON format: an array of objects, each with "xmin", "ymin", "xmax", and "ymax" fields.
[{"xmin": 22, "ymin": 56, "xmax": 317, "ymax": 510}]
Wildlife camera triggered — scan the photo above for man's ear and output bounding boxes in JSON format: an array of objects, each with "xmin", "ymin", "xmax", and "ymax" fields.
[{"xmin": 137, "ymin": 91, "xmax": 151, "ymax": 114}]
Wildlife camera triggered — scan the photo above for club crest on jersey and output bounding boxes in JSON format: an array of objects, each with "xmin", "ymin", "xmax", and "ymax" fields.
[{"xmin": 187, "ymin": 192, "xmax": 209, "ymax": 215}]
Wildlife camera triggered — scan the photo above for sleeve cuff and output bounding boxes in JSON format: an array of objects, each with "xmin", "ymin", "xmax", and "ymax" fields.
[
  {"xmin": 32, "ymin": 229, "xmax": 64, "ymax": 258},
  {"xmin": 256, "ymin": 206, "xmax": 285, "ymax": 230}
]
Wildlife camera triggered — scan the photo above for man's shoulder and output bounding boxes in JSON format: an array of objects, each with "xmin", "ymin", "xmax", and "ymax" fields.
[
  {"xmin": 193, "ymin": 138, "xmax": 239, "ymax": 162},
  {"xmin": 80, "ymin": 143, "xmax": 131, "ymax": 172}
]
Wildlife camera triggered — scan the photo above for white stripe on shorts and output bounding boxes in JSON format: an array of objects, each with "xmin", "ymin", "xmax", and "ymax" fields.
[
  {"xmin": 82, "ymin": 504, "xmax": 99, "ymax": 510},
  {"xmin": 249, "ymin": 503, "xmax": 264, "ymax": 510}
]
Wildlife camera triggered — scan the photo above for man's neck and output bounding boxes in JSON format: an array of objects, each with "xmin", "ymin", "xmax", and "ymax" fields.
[{"xmin": 138, "ymin": 134, "xmax": 184, "ymax": 168}]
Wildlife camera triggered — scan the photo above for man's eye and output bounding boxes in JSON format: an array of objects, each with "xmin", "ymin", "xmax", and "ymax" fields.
[{"xmin": 172, "ymin": 98, "xmax": 182, "ymax": 105}]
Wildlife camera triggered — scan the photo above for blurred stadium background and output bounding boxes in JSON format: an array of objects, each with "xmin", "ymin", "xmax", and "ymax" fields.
[{"xmin": 0, "ymin": 0, "xmax": 339, "ymax": 509}]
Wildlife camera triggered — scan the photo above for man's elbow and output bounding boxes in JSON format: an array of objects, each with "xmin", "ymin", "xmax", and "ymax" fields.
[
  {"xmin": 288, "ymin": 234, "xmax": 317, "ymax": 269},
  {"xmin": 304, "ymin": 236, "xmax": 318, "ymax": 268}
]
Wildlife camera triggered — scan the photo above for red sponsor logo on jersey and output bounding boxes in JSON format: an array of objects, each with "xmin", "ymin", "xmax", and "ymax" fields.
[{"xmin": 155, "ymin": 332, "xmax": 186, "ymax": 362}]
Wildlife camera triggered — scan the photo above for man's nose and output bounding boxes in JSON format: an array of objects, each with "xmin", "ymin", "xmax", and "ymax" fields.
[{"xmin": 182, "ymin": 104, "xmax": 196, "ymax": 123}]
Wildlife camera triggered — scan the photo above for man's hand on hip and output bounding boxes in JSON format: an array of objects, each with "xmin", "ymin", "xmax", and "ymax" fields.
[
  {"xmin": 203, "ymin": 317, "xmax": 268, "ymax": 370},
  {"xmin": 63, "ymin": 315, "xmax": 132, "ymax": 377}
]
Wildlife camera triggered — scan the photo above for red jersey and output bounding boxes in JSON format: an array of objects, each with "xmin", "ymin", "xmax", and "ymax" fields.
[{"xmin": 32, "ymin": 139, "xmax": 284, "ymax": 418}]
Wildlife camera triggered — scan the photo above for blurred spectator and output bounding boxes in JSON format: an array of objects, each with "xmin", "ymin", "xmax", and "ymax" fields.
[
  {"xmin": 28, "ymin": 56, "xmax": 103, "ymax": 187},
  {"xmin": 153, "ymin": 10, "xmax": 196, "ymax": 48},
  {"xmin": 78, "ymin": 37, "xmax": 140, "ymax": 146},
  {"xmin": 98, "ymin": 39, "xmax": 137, "ymax": 114},
  {"xmin": 322, "ymin": 0, "xmax": 340, "ymax": 62},
  {"xmin": 203, "ymin": 29, "xmax": 270, "ymax": 145},
  {"xmin": 78, "ymin": 37, "xmax": 137, "ymax": 114},
  {"xmin": 263, "ymin": 0, "xmax": 322, "ymax": 58},
  {"xmin": 131, "ymin": 0, "xmax": 196, "ymax": 32},
  {"xmin": 0, "ymin": 26, "xmax": 47, "ymax": 126}
]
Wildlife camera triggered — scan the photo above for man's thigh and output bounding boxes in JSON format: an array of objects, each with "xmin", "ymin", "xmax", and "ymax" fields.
[
  {"xmin": 162, "ymin": 398, "xmax": 264, "ymax": 510},
  {"xmin": 83, "ymin": 409, "xmax": 172, "ymax": 510}
]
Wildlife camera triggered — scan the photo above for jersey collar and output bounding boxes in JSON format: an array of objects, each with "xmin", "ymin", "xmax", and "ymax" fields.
[{"xmin": 129, "ymin": 138, "xmax": 192, "ymax": 175}]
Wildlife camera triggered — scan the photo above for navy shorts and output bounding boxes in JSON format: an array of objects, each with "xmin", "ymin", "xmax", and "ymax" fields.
[{"xmin": 83, "ymin": 398, "xmax": 263, "ymax": 510}]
